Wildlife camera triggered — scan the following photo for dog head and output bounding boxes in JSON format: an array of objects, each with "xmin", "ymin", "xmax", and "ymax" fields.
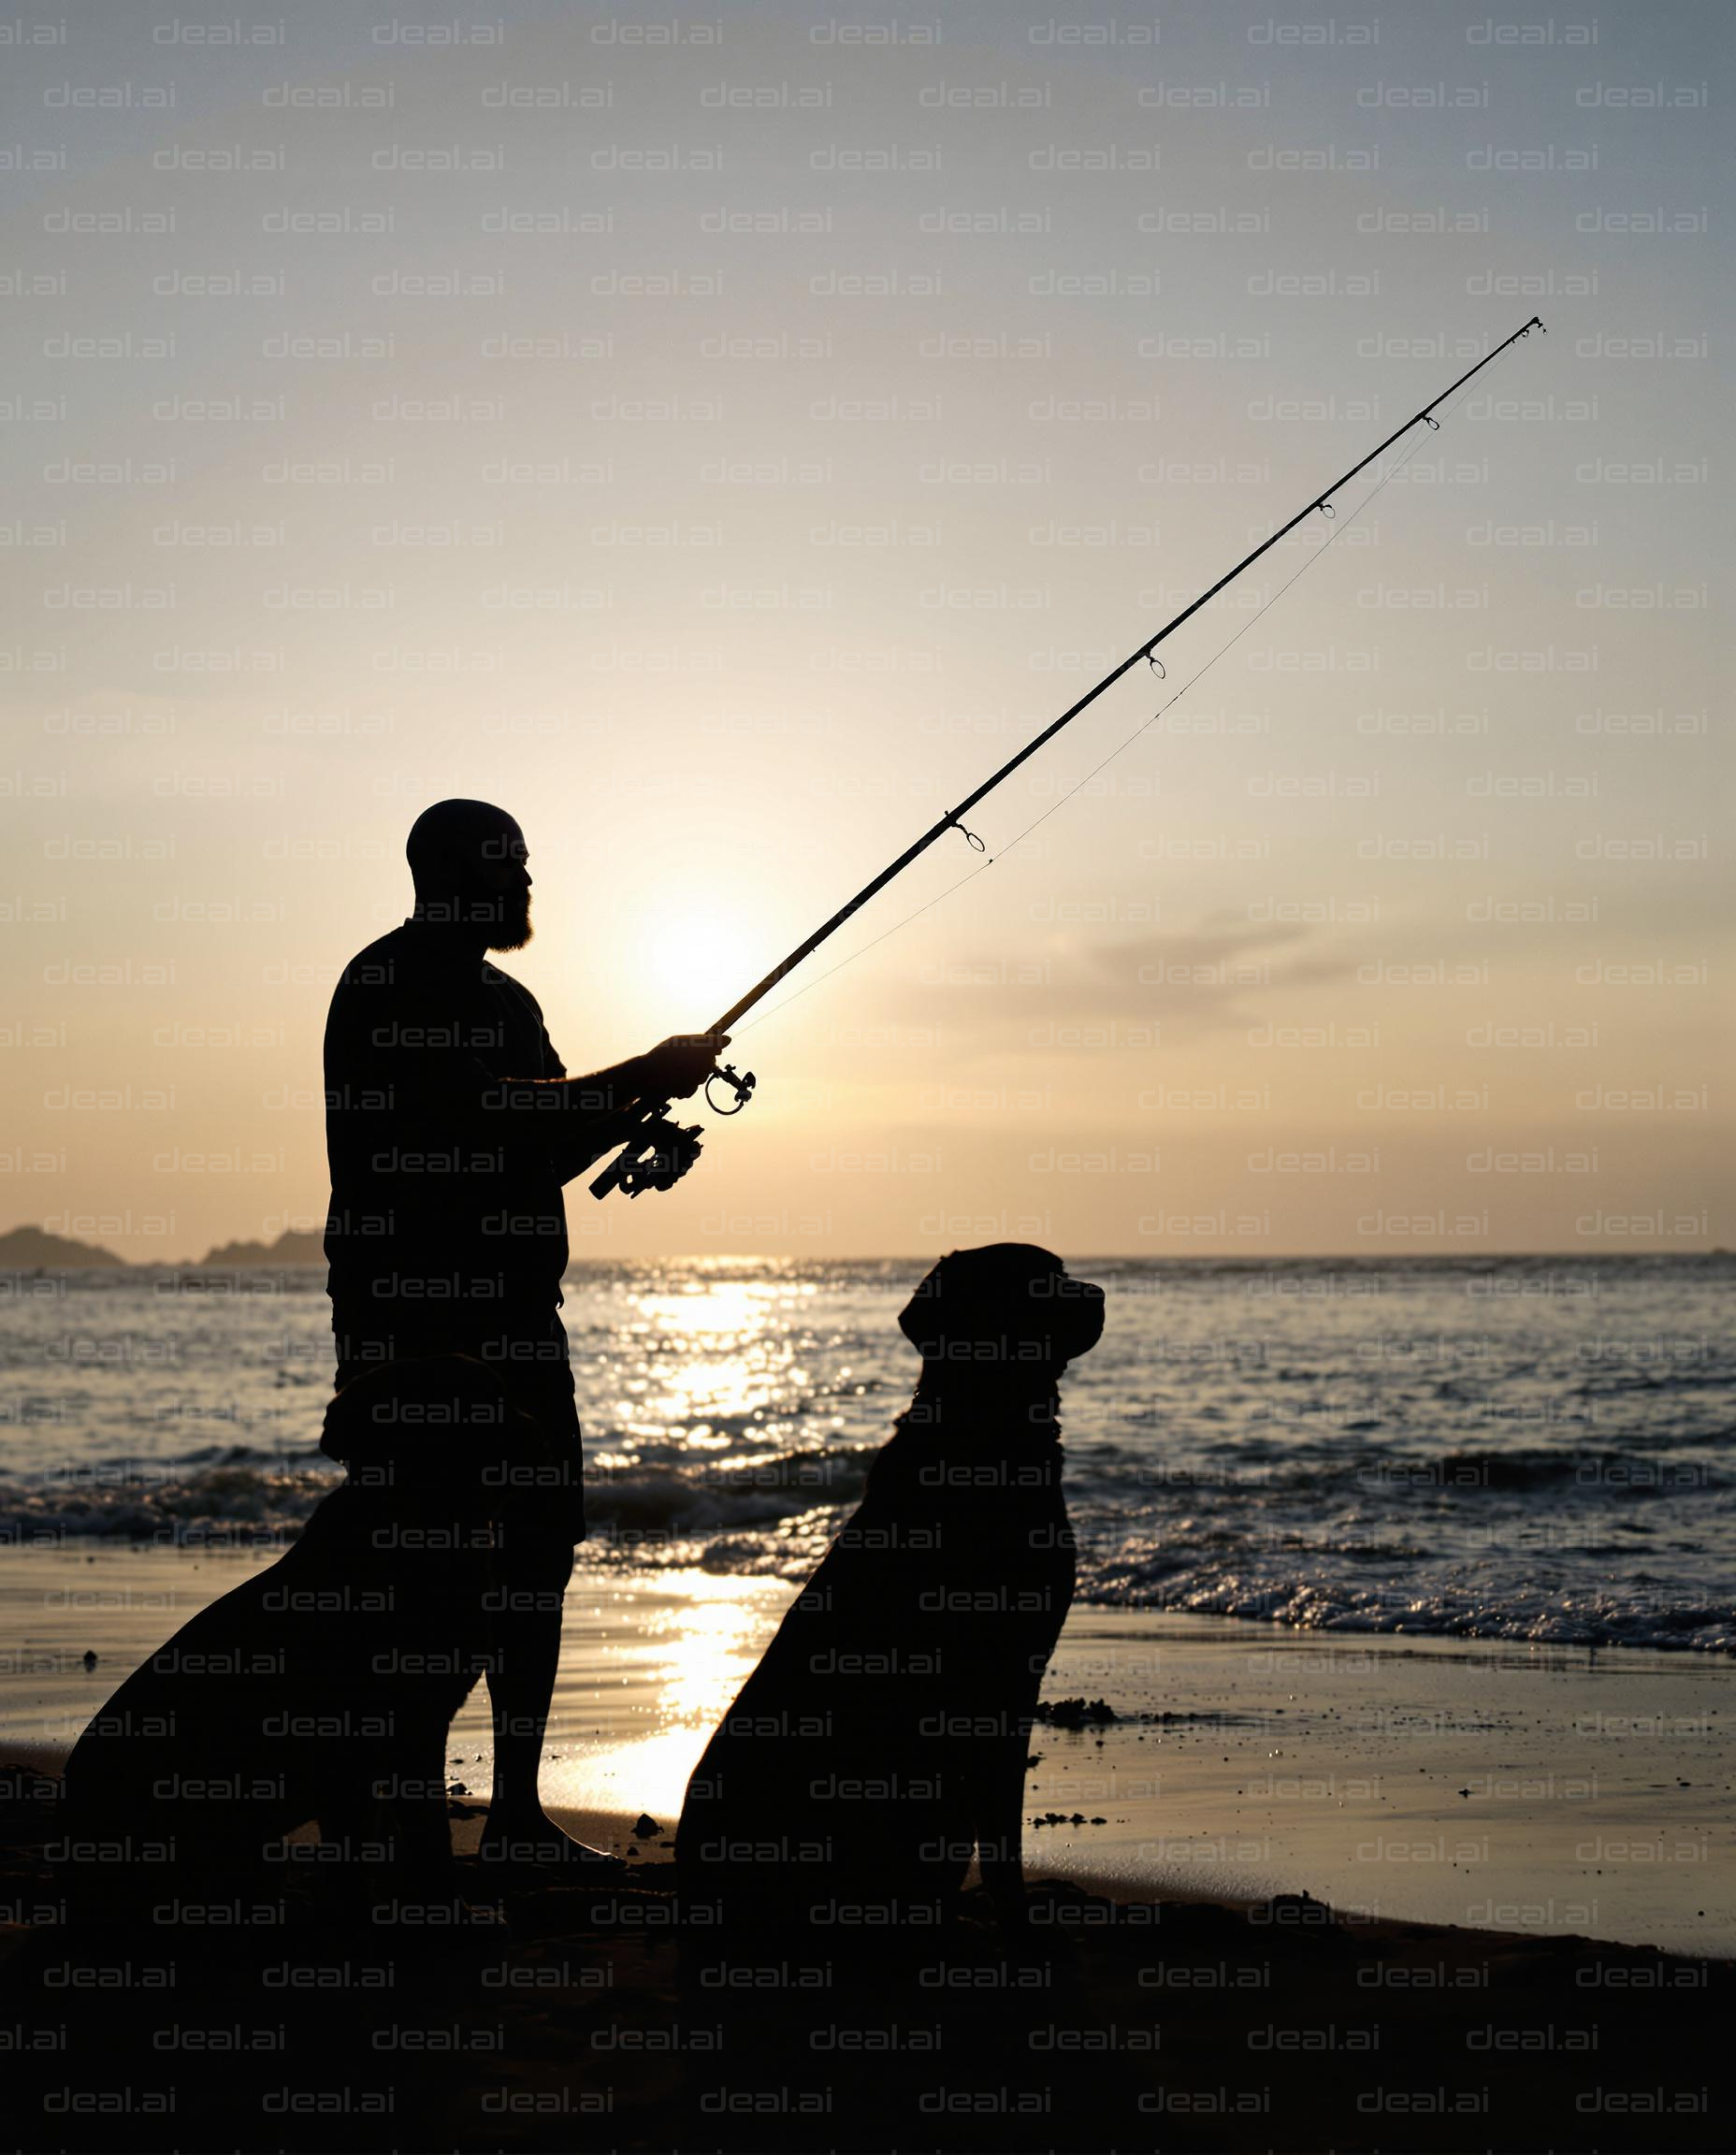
[{"xmin": 898, "ymin": 1244, "xmax": 1105, "ymax": 1384}]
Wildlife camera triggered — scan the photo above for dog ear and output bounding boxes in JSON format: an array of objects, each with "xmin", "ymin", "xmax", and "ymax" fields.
[{"xmin": 897, "ymin": 1251, "xmax": 1020, "ymax": 1362}]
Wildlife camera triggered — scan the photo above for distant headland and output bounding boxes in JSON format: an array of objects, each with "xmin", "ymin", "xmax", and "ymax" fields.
[{"xmin": 0, "ymin": 1223, "xmax": 326, "ymax": 1270}]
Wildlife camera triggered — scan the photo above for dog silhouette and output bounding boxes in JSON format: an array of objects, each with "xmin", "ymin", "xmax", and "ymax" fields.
[
  {"xmin": 677, "ymin": 1243, "xmax": 1105, "ymax": 1931},
  {"xmin": 60, "ymin": 1358, "xmax": 542, "ymax": 1918}
]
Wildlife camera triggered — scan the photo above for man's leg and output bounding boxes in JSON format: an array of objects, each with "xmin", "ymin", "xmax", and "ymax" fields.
[
  {"xmin": 331, "ymin": 1342, "xmax": 611, "ymax": 1867},
  {"xmin": 475, "ymin": 1364, "xmax": 616, "ymax": 1866},
  {"xmin": 478, "ymin": 1526, "xmax": 580, "ymax": 1860}
]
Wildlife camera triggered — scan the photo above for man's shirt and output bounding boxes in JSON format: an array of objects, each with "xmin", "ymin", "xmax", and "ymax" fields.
[{"xmin": 323, "ymin": 920, "xmax": 573, "ymax": 1367}]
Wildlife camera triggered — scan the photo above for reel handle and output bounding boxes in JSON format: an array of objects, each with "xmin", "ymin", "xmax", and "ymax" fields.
[{"xmin": 705, "ymin": 1062, "xmax": 756, "ymax": 1115}]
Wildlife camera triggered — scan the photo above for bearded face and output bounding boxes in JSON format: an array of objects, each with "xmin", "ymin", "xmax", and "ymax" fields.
[
  {"xmin": 485, "ymin": 885, "xmax": 533, "ymax": 951},
  {"xmin": 407, "ymin": 803, "xmax": 535, "ymax": 948}
]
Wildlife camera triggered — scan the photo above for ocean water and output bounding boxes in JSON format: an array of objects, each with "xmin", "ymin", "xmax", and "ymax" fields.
[{"xmin": 1, "ymin": 1255, "xmax": 1730, "ymax": 1654}]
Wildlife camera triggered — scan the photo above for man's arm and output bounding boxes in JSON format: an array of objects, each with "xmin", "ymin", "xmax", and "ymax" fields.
[
  {"xmin": 495, "ymin": 1055, "xmax": 664, "ymax": 1184},
  {"xmin": 485, "ymin": 1035, "xmax": 728, "ymax": 1183}
]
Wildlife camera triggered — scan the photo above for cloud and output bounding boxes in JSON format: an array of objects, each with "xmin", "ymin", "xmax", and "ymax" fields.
[{"xmin": 878, "ymin": 918, "xmax": 1357, "ymax": 1050}]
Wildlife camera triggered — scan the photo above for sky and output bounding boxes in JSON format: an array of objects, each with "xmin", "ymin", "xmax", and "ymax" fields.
[{"xmin": 2, "ymin": 0, "xmax": 1729, "ymax": 1261}]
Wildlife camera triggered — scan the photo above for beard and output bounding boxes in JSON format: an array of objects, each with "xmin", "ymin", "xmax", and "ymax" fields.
[{"xmin": 486, "ymin": 895, "xmax": 533, "ymax": 951}]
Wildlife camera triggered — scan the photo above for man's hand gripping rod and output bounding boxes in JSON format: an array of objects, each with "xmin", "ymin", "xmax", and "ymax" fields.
[
  {"xmin": 590, "ymin": 316, "xmax": 1545, "ymax": 1200},
  {"xmin": 588, "ymin": 1060, "xmax": 754, "ymax": 1201}
]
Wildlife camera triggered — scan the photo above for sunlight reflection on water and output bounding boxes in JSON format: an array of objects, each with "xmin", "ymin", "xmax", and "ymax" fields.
[
  {"xmin": 531, "ymin": 1569, "xmax": 797, "ymax": 1823},
  {"xmin": 593, "ymin": 1278, "xmax": 828, "ymax": 1454}
]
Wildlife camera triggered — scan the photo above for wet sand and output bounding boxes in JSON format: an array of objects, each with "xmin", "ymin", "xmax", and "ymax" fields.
[{"xmin": 3, "ymin": 1545, "xmax": 1730, "ymax": 1955}]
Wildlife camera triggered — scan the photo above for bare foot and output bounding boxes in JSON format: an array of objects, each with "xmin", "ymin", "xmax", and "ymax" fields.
[{"xmin": 478, "ymin": 1810, "xmax": 624, "ymax": 1869}]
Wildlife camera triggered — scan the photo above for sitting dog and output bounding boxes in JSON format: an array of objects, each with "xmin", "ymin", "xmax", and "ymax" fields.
[
  {"xmin": 59, "ymin": 1356, "xmax": 543, "ymax": 1918},
  {"xmin": 676, "ymin": 1243, "xmax": 1105, "ymax": 1931}
]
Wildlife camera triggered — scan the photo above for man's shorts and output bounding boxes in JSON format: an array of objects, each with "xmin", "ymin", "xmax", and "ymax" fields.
[{"xmin": 327, "ymin": 1333, "xmax": 587, "ymax": 1544}]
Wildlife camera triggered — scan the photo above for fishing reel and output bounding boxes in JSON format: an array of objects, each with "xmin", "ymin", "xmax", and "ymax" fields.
[
  {"xmin": 591, "ymin": 1115, "xmax": 705, "ymax": 1200},
  {"xmin": 588, "ymin": 1060, "xmax": 756, "ymax": 1201}
]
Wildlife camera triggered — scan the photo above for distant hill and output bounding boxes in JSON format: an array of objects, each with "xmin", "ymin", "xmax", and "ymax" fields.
[
  {"xmin": 0, "ymin": 1224, "xmax": 129, "ymax": 1270},
  {"xmin": 0, "ymin": 1223, "xmax": 328, "ymax": 1269},
  {"xmin": 198, "ymin": 1229, "xmax": 326, "ymax": 1268}
]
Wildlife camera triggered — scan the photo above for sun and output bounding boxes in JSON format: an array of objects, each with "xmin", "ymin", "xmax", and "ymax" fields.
[{"xmin": 644, "ymin": 910, "xmax": 756, "ymax": 1025}]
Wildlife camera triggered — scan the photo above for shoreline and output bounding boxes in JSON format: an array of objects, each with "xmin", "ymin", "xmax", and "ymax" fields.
[{"xmin": 4, "ymin": 1545, "xmax": 1729, "ymax": 1958}]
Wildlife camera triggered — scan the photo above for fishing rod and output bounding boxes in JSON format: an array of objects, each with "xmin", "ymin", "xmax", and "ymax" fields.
[{"xmin": 591, "ymin": 314, "xmax": 1545, "ymax": 1201}]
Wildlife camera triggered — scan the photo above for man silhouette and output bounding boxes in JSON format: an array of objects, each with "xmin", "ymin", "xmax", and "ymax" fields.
[{"xmin": 322, "ymin": 798, "xmax": 721, "ymax": 1863}]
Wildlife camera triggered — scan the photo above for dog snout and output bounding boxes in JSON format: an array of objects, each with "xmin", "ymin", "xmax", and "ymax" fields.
[{"xmin": 1059, "ymin": 1278, "xmax": 1106, "ymax": 1360}]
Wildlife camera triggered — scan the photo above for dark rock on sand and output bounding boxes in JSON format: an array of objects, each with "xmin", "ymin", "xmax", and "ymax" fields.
[{"xmin": 1035, "ymin": 1696, "xmax": 1118, "ymax": 1728}]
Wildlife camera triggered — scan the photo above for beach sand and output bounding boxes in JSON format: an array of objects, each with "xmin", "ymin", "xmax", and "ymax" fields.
[
  {"xmin": 4, "ymin": 1545, "xmax": 1730, "ymax": 1952},
  {"xmin": 2, "ymin": 1545, "xmax": 1732, "ymax": 2150}
]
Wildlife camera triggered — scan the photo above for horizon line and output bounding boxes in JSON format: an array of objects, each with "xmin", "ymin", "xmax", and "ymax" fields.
[{"xmin": 167, "ymin": 1249, "xmax": 1730, "ymax": 1263}]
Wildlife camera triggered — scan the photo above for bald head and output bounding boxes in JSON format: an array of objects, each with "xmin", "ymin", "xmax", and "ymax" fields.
[{"xmin": 406, "ymin": 799, "xmax": 533, "ymax": 949}]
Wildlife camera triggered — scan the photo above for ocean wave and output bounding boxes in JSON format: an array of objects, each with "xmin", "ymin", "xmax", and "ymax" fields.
[
  {"xmin": 1429, "ymin": 1447, "xmax": 1629, "ymax": 1492},
  {"xmin": 0, "ymin": 1459, "xmax": 339, "ymax": 1546},
  {"xmin": 1076, "ymin": 1552, "xmax": 1736, "ymax": 1654},
  {"xmin": 625, "ymin": 1513, "xmax": 1736, "ymax": 1654},
  {"xmin": 3, "ymin": 1452, "xmax": 1730, "ymax": 1653},
  {"xmin": 584, "ymin": 1447, "xmax": 874, "ymax": 1538}
]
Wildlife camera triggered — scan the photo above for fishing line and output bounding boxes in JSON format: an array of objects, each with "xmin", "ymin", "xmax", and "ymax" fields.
[
  {"xmin": 586, "ymin": 317, "xmax": 1545, "ymax": 1197},
  {"xmin": 731, "ymin": 339, "xmax": 1515, "ymax": 1044}
]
